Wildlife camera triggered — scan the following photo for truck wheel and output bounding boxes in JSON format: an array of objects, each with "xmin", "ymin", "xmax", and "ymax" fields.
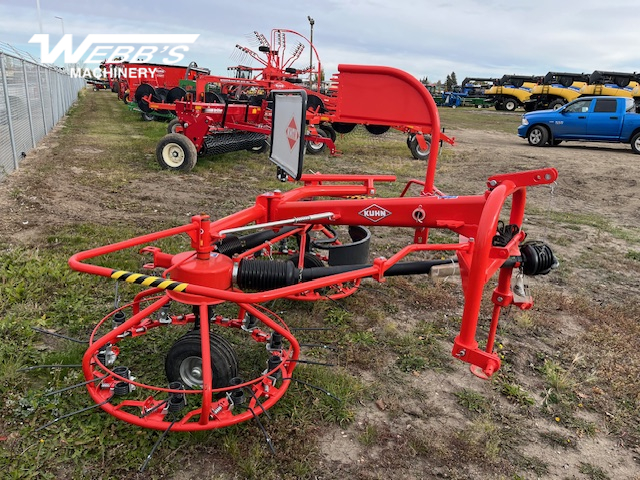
[
  {"xmin": 408, "ymin": 134, "xmax": 432, "ymax": 160},
  {"xmin": 548, "ymin": 99, "xmax": 565, "ymax": 110},
  {"xmin": 504, "ymin": 99, "xmax": 517, "ymax": 111},
  {"xmin": 631, "ymin": 132, "xmax": 640, "ymax": 154},
  {"xmin": 527, "ymin": 126, "xmax": 549, "ymax": 147},
  {"xmin": 156, "ymin": 133, "xmax": 198, "ymax": 171}
]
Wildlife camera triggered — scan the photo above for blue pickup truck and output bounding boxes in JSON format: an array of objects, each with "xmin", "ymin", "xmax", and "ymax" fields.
[{"xmin": 517, "ymin": 96, "xmax": 640, "ymax": 153}]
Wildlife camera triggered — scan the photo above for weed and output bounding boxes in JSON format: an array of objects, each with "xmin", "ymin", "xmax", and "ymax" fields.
[
  {"xmin": 500, "ymin": 383, "xmax": 535, "ymax": 407},
  {"xmin": 579, "ymin": 462, "xmax": 611, "ymax": 480},
  {"xmin": 454, "ymin": 389, "xmax": 490, "ymax": 415},
  {"xmin": 357, "ymin": 422, "xmax": 378, "ymax": 446},
  {"xmin": 626, "ymin": 250, "xmax": 640, "ymax": 261}
]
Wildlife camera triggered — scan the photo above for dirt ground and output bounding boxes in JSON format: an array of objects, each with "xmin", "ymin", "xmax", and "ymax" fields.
[{"xmin": 1, "ymin": 93, "xmax": 639, "ymax": 479}]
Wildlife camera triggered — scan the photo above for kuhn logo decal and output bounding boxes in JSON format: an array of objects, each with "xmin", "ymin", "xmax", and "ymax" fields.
[
  {"xmin": 359, "ymin": 204, "xmax": 391, "ymax": 222},
  {"xmin": 286, "ymin": 116, "xmax": 300, "ymax": 150}
]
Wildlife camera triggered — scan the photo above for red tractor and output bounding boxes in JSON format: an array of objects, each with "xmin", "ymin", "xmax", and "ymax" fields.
[{"xmin": 64, "ymin": 66, "xmax": 558, "ymax": 446}]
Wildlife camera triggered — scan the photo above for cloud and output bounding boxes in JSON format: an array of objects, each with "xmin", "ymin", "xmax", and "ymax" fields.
[{"xmin": 1, "ymin": 0, "xmax": 640, "ymax": 82}]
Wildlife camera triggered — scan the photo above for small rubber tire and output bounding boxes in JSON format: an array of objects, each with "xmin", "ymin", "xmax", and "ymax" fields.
[
  {"xmin": 165, "ymin": 331, "xmax": 239, "ymax": 389},
  {"xmin": 141, "ymin": 112, "xmax": 155, "ymax": 122},
  {"xmin": 408, "ymin": 134, "xmax": 432, "ymax": 160},
  {"xmin": 247, "ymin": 139, "xmax": 269, "ymax": 154},
  {"xmin": 630, "ymin": 132, "xmax": 640, "ymax": 154},
  {"xmin": 156, "ymin": 133, "xmax": 198, "ymax": 171},
  {"xmin": 321, "ymin": 123, "xmax": 337, "ymax": 143},
  {"xmin": 527, "ymin": 126, "xmax": 549, "ymax": 147},
  {"xmin": 167, "ymin": 118, "xmax": 183, "ymax": 134},
  {"xmin": 306, "ymin": 127, "xmax": 329, "ymax": 155},
  {"xmin": 365, "ymin": 124, "xmax": 390, "ymax": 135},
  {"xmin": 332, "ymin": 122, "xmax": 356, "ymax": 134}
]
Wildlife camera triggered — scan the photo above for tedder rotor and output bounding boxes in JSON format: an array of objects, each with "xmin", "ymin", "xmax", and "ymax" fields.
[{"xmin": 53, "ymin": 66, "xmax": 556, "ymax": 452}]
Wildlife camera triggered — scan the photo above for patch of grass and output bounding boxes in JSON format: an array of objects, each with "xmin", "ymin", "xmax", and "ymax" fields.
[
  {"xmin": 626, "ymin": 250, "xmax": 640, "ymax": 261},
  {"xmin": 390, "ymin": 321, "xmax": 452, "ymax": 373},
  {"xmin": 357, "ymin": 422, "xmax": 378, "ymax": 446},
  {"xmin": 579, "ymin": 462, "xmax": 611, "ymax": 480},
  {"xmin": 454, "ymin": 389, "xmax": 490, "ymax": 415},
  {"xmin": 499, "ymin": 382, "xmax": 535, "ymax": 407},
  {"xmin": 539, "ymin": 431, "xmax": 578, "ymax": 449}
]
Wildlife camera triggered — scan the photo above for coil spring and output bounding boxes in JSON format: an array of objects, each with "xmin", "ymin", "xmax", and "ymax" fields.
[
  {"xmin": 267, "ymin": 356, "xmax": 282, "ymax": 379},
  {"xmin": 229, "ymin": 377, "xmax": 245, "ymax": 406},
  {"xmin": 112, "ymin": 366, "xmax": 131, "ymax": 396},
  {"xmin": 167, "ymin": 381, "xmax": 186, "ymax": 412}
]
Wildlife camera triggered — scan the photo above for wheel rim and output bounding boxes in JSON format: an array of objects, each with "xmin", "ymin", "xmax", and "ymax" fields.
[
  {"xmin": 179, "ymin": 356, "xmax": 203, "ymax": 388},
  {"xmin": 308, "ymin": 140, "xmax": 323, "ymax": 152},
  {"xmin": 162, "ymin": 142, "xmax": 186, "ymax": 168},
  {"xmin": 416, "ymin": 142, "xmax": 430, "ymax": 156},
  {"xmin": 530, "ymin": 129, "xmax": 542, "ymax": 144},
  {"xmin": 635, "ymin": 137, "xmax": 640, "ymax": 151}
]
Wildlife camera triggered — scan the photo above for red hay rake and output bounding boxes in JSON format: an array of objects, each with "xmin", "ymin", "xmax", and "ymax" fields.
[{"xmin": 57, "ymin": 66, "xmax": 556, "ymax": 448}]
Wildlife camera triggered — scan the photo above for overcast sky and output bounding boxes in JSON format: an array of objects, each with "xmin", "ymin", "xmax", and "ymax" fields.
[{"xmin": 1, "ymin": 0, "xmax": 639, "ymax": 83}]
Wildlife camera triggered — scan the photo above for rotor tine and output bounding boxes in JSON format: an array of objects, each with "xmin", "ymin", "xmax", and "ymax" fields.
[
  {"xmin": 283, "ymin": 376, "xmax": 342, "ymax": 402},
  {"xmin": 35, "ymin": 394, "xmax": 114, "ymax": 432},
  {"xmin": 139, "ymin": 420, "xmax": 176, "ymax": 472},
  {"xmin": 244, "ymin": 387, "xmax": 272, "ymax": 421},
  {"xmin": 287, "ymin": 359, "xmax": 335, "ymax": 367},
  {"xmin": 249, "ymin": 407, "xmax": 275, "ymax": 454},
  {"xmin": 18, "ymin": 364, "xmax": 82, "ymax": 372},
  {"xmin": 44, "ymin": 374, "xmax": 108, "ymax": 396},
  {"xmin": 31, "ymin": 327, "xmax": 86, "ymax": 344}
]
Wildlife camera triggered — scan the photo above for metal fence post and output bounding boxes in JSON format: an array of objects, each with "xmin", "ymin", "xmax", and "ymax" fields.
[
  {"xmin": 0, "ymin": 48, "xmax": 85, "ymax": 179},
  {"xmin": 36, "ymin": 65, "xmax": 49, "ymax": 132},
  {"xmin": 22, "ymin": 60, "xmax": 37, "ymax": 149},
  {"xmin": 0, "ymin": 52, "xmax": 19, "ymax": 170},
  {"xmin": 46, "ymin": 69, "xmax": 55, "ymax": 128}
]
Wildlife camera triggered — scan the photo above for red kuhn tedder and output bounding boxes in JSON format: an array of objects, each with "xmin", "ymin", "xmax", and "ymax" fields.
[
  {"xmin": 150, "ymin": 29, "xmax": 451, "ymax": 171},
  {"xmin": 39, "ymin": 65, "xmax": 556, "ymax": 466}
]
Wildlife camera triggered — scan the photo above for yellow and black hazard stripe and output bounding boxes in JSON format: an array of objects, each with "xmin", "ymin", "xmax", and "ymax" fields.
[{"xmin": 110, "ymin": 270, "xmax": 188, "ymax": 292}]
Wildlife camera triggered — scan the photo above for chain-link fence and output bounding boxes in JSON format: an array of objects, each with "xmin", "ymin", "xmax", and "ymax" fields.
[{"xmin": 0, "ymin": 48, "xmax": 85, "ymax": 180}]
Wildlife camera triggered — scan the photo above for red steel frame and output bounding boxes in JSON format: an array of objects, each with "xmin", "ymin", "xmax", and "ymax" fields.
[
  {"xmin": 110, "ymin": 61, "xmax": 203, "ymax": 103},
  {"xmin": 68, "ymin": 65, "xmax": 557, "ymax": 431},
  {"xmin": 149, "ymin": 65, "xmax": 454, "ymax": 156}
]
